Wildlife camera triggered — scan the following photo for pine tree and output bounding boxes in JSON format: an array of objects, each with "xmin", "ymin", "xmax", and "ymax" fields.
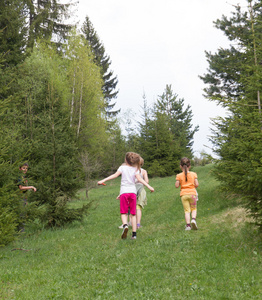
[
  {"xmin": 155, "ymin": 85, "xmax": 198, "ymax": 156},
  {"xmin": 24, "ymin": 0, "xmax": 74, "ymax": 49},
  {"xmin": 0, "ymin": 0, "xmax": 74, "ymax": 64},
  {"xmin": 0, "ymin": 0, "xmax": 27, "ymax": 67},
  {"xmin": 0, "ymin": 54, "xmax": 21, "ymax": 245},
  {"xmin": 81, "ymin": 16, "xmax": 120, "ymax": 122},
  {"xmin": 137, "ymin": 86, "xmax": 198, "ymax": 177},
  {"xmin": 200, "ymin": 0, "xmax": 262, "ymax": 229}
]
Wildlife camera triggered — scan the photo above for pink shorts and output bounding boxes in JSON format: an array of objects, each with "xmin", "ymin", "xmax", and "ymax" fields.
[{"xmin": 120, "ymin": 193, "xmax": 137, "ymax": 215}]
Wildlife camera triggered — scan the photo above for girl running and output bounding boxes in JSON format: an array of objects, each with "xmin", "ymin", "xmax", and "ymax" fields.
[
  {"xmin": 175, "ymin": 157, "xmax": 199, "ymax": 230},
  {"xmin": 98, "ymin": 152, "xmax": 154, "ymax": 239}
]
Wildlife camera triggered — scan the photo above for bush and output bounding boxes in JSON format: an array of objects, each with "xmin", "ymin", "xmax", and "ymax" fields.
[{"xmin": 0, "ymin": 207, "xmax": 17, "ymax": 247}]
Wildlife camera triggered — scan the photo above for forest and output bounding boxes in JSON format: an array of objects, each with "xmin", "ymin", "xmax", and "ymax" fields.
[{"xmin": 1, "ymin": 0, "xmax": 262, "ymax": 246}]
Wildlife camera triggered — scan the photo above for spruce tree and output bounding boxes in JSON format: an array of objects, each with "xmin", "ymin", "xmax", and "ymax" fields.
[
  {"xmin": 155, "ymin": 85, "xmax": 199, "ymax": 157},
  {"xmin": 0, "ymin": 0, "xmax": 74, "ymax": 63},
  {"xmin": 81, "ymin": 16, "xmax": 120, "ymax": 122},
  {"xmin": 137, "ymin": 86, "xmax": 198, "ymax": 177},
  {"xmin": 0, "ymin": 54, "xmax": 22, "ymax": 245},
  {"xmin": 0, "ymin": 0, "xmax": 27, "ymax": 67},
  {"xmin": 200, "ymin": 0, "xmax": 262, "ymax": 230},
  {"xmin": 24, "ymin": 0, "xmax": 74, "ymax": 49}
]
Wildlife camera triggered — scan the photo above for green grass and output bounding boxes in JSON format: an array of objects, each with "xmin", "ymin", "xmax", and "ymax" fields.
[{"xmin": 1, "ymin": 164, "xmax": 262, "ymax": 299}]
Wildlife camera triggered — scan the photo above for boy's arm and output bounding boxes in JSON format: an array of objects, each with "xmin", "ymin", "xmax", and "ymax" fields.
[
  {"xmin": 98, "ymin": 171, "xmax": 121, "ymax": 185},
  {"xmin": 19, "ymin": 185, "xmax": 37, "ymax": 192},
  {"xmin": 136, "ymin": 174, "xmax": 154, "ymax": 192}
]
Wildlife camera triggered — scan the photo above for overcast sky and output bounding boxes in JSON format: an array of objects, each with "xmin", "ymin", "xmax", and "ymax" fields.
[{"xmin": 74, "ymin": 0, "xmax": 248, "ymax": 156}]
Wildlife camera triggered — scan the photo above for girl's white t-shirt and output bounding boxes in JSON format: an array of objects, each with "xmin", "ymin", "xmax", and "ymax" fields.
[{"xmin": 117, "ymin": 165, "xmax": 139, "ymax": 195}]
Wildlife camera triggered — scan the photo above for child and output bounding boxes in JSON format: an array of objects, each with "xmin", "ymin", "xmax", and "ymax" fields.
[
  {"xmin": 17, "ymin": 163, "xmax": 37, "ymax": 231},
  {"xmin": 175, "ymin": 157, "xmax": 199, "ymax": 230},
  {"xmin": 135, "ymin": 157, "xmax": 149, "ymax": 229},
  {"xmin": 118, "ymin": 157, "xmax": 149, "ymax": 229},
  {"xmin": 98, "ymin": 152, "xmax": 154, "ymax": 240},
  {"xmin": 18, "ymin": 163, "xmax": 37, "ymax": 205}
]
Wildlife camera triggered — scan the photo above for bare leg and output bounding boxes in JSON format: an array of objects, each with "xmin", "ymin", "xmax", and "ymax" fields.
[
  {"xmin": 121, "ymin": 214, "xmax": 128, "ymax": 225},
  {"xmin": 185, "ymin": 212, "xmax": 190, "ymax": 224},
  {"xmin": 136, "ymin": 208, "xmax": 142, "ymax": 225},
  {"xmin": 192, "ymin": 210, "xmax": 197, "ymax": 219},
  {"xmin": 130, "ymin": 214, "xmax": 137, "ymax": 232}
]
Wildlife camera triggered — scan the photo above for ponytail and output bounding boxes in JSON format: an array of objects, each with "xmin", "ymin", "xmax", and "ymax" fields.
[
  {"xmin": 180, "ymin": 157, "xmax": 190, "ymax": 182},
  {"xmin": 183, "ymin": 164, "xmax": 188, "ymax": 181}
]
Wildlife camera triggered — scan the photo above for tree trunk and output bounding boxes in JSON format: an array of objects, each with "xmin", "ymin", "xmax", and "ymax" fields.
[
  {"xmin": 249, "ymin": 0, "xmax": 261, "ymax": 115},
  {"xmin": 70, "ymin": 68, "xmax": 76, "ymax": 127},
  {"xmin": 77, "ymin": 72, "xmax": 83, "ymax": 138}
]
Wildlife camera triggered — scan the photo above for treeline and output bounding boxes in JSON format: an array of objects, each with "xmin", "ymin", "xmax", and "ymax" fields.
[
  {"xmin": 200, "ymin": 0, "xmax": 262, "ymax": 230},
  {"xmin": 0, "ymin": 1, "xmax": 198, "ymax": 245}
]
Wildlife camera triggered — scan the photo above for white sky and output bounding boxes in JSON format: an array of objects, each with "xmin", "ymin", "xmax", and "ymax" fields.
[{"xmin": 74, "ymin": 0, "xmax": 248, "ymax": 156}]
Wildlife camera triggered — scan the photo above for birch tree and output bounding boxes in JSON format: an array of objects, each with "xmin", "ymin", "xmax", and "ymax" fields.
[{"xmin": 66, "ymin": 33, "xmax": 107, "ymax": 157}]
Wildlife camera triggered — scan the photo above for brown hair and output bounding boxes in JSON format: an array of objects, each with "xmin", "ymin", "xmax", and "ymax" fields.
[
  {"xmin": 19, "ymin": 162, "xmax": 29, "ymax": 169},
  {"xmin": 180, "ymin": 157, "xmax": 190, "ymax": 182},
  {"xmin": 125, "ymin": 152, "xmax": 141, "ymax": 170}
]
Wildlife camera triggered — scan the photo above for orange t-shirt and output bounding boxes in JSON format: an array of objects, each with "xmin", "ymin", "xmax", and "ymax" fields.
[{"xmin": 176, "ymin": 171, "xmax": 197, "ymax": 196}]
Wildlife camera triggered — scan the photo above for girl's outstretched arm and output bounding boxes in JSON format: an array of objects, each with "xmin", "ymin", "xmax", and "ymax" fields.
[
  {"xmin": 98, "ymin": 171, "xmax": 121, "ymax": 185},
  {"xmin": 136, "ymin": 174, "xmax": 154, "ymax": 192},
  {"xmin": 142, "ymin": 169, "xmax": 149, "ymax": 184}
]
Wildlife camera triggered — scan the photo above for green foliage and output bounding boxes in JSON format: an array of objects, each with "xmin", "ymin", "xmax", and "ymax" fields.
[
  {"xmin": 147, "ymin": 160, "xmax": 166, "ymax": 177},
  {"xmin": 0, "ymin": 0, "xmax": 27, "ymax": 67},
  {"xmin": 99, "ymin": 121, "xmax": 128, "ymax": 175},
  {"xmin": 38, "ymin": 196, "xmax": 92, "ymax": 228},
  {"xmin": 0, "ymin": 54, "xmax": 24, "ymax": 245},
  {"xmin": 65, "ymin": 33, "xmax": 107, "ymax": 154},
  {"xmin": 14, "ymin": 42, "xmax": 88, "ymax": 227},
  {"xmin": 0, "ymin": 6, "xmax": 118, "ymax": 234},
  {"xmin": 137, "ymin": 85, "xmax": 199, "ymax": 177},
  {"xmin": 0, "ymin": 207, "xmax": 17, "ymax": 247},
  {"xmin": 0, "ymin": 164, "xmax": 20, "ymax": 246},
  {"xmin": 200, "ymin": 0, "xmax": 262, "ymax": 230},
  {"xmin": 25, "ymin": 0, "xmax": 74, "ymax": 49},
  {"xmin": 0, "ymin": 0, "xmax": 73, "ymax": 63},
  {"xmin": 65, "ymin": 33, "xmax": 113, "ymax": 177},
  {"xmin": 192, "ymin": 151, "xmax": 214, "ymax": 166},
  {"xmin": 81, "ymin": 16, "xmax": 120, "ymax": 121}
]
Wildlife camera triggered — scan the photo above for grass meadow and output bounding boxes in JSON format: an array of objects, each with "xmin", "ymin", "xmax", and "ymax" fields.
[{"xmin": 0, "ymin": 164, "xmax": 262, "ymax": 299}]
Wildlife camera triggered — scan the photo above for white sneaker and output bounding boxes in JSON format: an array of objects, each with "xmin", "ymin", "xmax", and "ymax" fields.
[
  {"xmin": 185, "ymin": 225, "xmax": 191, "ymax": 231},
  {"xmin": 191, "ymin": 219, "xmax": 198, "ymax": 230},
  {"xmin": 118, "ymin": 224, "xmax": 124, "ymax": 229},
  {"xmin": 121, "ymin": 226, "xmax": 128, "ymax": 239}
]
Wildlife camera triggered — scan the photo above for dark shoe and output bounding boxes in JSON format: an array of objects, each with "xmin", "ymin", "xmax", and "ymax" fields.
[{"xmin": 121, "ymin": 226, "xmax": 128, "ymax": 239}]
